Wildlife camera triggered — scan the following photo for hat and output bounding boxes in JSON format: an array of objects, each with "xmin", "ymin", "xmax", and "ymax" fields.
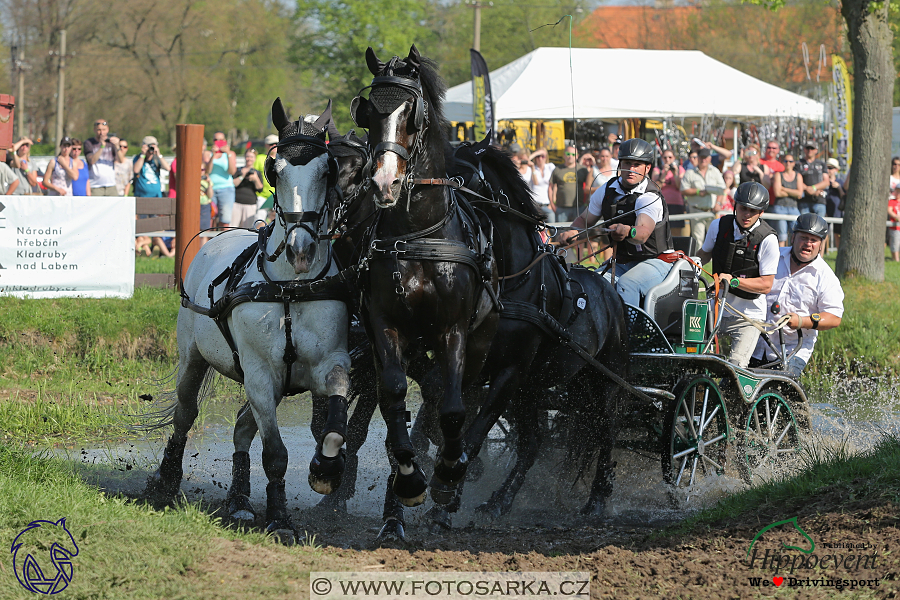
[
  {"xmin": 142, "ymin": 135, "xmax": 158, "ymax": 146},
  {"xmin": 804, "ymin": 141, "xmax": 818, "ymax": 150},
  {"xmin": 264, "ymin": 134, "xmax": 279, "ymax": 145},
  {"xmin": 697, "ymin": 148, "xmax": 711, "ymax": 159},
  {"xmin": 826, "ymin": 158, "xmax": 840, "ymax": 169}
]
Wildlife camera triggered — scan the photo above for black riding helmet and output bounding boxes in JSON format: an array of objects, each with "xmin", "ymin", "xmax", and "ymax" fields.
[
  {"xmin": 617, "ymin": 138, "xmax": 655, "ymax": 165},
  {"xmin": 792, "ymin": 212, "xmax": 828, "ymax": 239},
  {"xmin": 733, "ymin": 181, "xmax": 769, "ymax": 211}
]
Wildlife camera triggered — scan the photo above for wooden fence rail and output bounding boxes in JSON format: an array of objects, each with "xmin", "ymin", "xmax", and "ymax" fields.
[{"xmin": 135, "ymin": 196, "xmax": 178, "ymax": 289}]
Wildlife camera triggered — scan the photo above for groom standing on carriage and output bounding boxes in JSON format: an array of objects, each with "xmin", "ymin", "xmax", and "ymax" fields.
[{"xmin": 562, "ymin": 138, "xmax": 675, "ymax": 307}]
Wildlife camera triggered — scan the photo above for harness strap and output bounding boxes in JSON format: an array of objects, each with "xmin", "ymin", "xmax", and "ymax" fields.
[{"xmin": 501, "ymin": 299, "xmax": 655, "ymax": 404}]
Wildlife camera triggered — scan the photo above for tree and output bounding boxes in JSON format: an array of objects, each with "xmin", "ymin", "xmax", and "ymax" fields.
[
  {"xmin": 834, "ymin": 0, "xmax": 893, "ymax": 281},
  {"xmin": 291, "ymin": 0, "xmax": 437, "ymax": 131}
]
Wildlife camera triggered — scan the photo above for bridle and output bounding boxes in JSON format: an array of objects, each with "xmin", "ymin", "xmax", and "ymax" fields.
[
  {"xmin": 327, "ymin": 136, "xmax": 373, "ymax": 238},
  {"xmin": 262, "ymin": 132, "xmax": 338, "ymax": 267}
]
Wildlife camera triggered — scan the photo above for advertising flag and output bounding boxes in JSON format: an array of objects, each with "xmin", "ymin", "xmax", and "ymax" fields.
[{"xmin": 470, "ymin": 49, "xmax": 495, "ymax": 144}]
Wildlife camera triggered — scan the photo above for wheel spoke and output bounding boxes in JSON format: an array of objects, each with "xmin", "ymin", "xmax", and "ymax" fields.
[
  {"xmin": 674, "ymin": 422, "xmax": 690, "ymax": 444},
  {"xmin": 704, "ymin": 432, "xmax": 726, "ymax": 446},
  {"xmin": 688, "ymin": 456, "xmax": 698, "ymax": 487},
  {"xmin": 776, "ymin": 447, "xmax": 797, "ymax": 454},
  {"xmin": 765, "ymin": 398, "xmax": 773, "ymax": 440},
  {"xmin": 701, "ymin": 455, "xmax": 724, "ymax": 472},
  {"xmin": 682, "ymin": 396, "xmax": 697, "ymax": 440},
  {"xmin": 752, "ymin": 406, "xmax": 762, "ymax": 437},
  {"xmin": 675, "ymin": 456, "xmax": 688, "ymax": 486},
  {"xmin": 673, "ymin": 446, "xmax": 697, "ymax": 460},
  {"xmin": 775, "ymin": 421, "xmax": 794, "ymax": 447},
  {"xmin": 698, "ymin": 386, "xmax": 710, "ymax": 437},
  {"xmin": 701, "ymin": 405, "xmax": 721, "ymax": 435}
]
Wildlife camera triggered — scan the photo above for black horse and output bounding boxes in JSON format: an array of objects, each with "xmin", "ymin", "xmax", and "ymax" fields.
[
  {"xmin": 350, "ymin": 45, "xmax": 501, "ymax": 516},
  {"xmin": 416, "ymin": 137, "xmax": 629, "ymax": 528}
]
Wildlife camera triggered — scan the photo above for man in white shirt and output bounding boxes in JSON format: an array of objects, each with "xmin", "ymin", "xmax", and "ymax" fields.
[
  {"xmin": 696, "ymin": 182, "xmax": 780, "ymax": 367},
  {"xmin": 83, "ymin": 118, "xmax": 128, "ymax": 196},
  {"xmin": 561, "ymin": 138, "xmax": 673, "ymax": 306},
  {"xmin": 681, "ymin": 148, "xmax": 726, "ymax": 251},
  {"xmin": 750, "ymin": 213, "xmax": 844, "ymax": 376}
]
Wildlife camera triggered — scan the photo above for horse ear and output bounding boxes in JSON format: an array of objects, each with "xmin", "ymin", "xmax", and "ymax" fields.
[
  {"xmin": 407, "ymin": 44, "xmax": 421, "ymax": 68},
  {"xmin": 272, "ymin": 97, "xmax": 290, "ymax": 133},
  {"xmin": 312, "ymin": 99, "xmax": 333, "ymax": 134},
  {"xmin": 327, "ymin": 120, "xmax": 341, "ymax": 142},
  {"xmin": 366, "ymin": 47, "xmax": 385, "ymax": 75}
]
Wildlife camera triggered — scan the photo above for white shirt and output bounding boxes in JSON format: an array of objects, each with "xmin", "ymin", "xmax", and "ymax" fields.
[
  {"xmin": 530, "ymin": 163, "xmax": 554, "ymax": 205},
  {"xmin": 701, "ymin": 217, "xmax": 779, "ymax": 319},
  {"xmin": 752, "ymin": 247, "xmax": 845, "ymax": 364},
  {"xmin": 588, "ymin": 177, "xmax": 663, "ymax": 223}
]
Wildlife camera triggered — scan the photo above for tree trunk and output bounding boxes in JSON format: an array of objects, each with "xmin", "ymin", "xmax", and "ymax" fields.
[{"xmin": 836, "ymin": 0, "xmax": 893, "ymax": 281}]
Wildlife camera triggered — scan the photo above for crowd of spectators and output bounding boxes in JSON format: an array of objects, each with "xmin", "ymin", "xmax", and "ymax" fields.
[
  {"xmin": 3, "ymin": 119, "xmax": 278, "ymax": 257},
  {"xmin": 517, "ymin": 134, "xmax": 893, "ymax": 260}
]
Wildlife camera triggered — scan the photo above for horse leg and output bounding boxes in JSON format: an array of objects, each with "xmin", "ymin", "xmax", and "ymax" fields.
[
  {"xmin": 376, "ymin": 450, "xmax": 409, "ymax": 544},
  {"xmin": 475, "ymin": 394, "xmax": 543, "ymax": 522},
  {"xmin": 143, "ymin": 347, "xmax": 208, "ymax": 506},
  {"xmin": 429, "ymin": 327, "xmax": 470, "ymax": 505},
  {"xmin": 309, "ymin": 363, "xmax": 351, "ymax": 495},
  {"xmin": 581, "ymin": 376, "xmax": 622, "ymax": 517},
  {"xmin": 374, "ymin": 332, "xmax": 427, "ymax": 508},
  {"xmin": 226, "ymin": 402, "xmax": 258, "ymax": 524}
]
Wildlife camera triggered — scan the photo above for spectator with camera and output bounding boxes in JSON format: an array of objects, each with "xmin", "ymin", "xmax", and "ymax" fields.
[
  {"xmin": 204, "ymin": 132, "xmax": 237, "ymax": 227},
  {"xmin": 232, "ymin": 148, "xmax": 265, "ymax": 228},
  {"xmin": 84, "ymin": 118, "xmax": 127, "ymax": 196},
  {"xmin": 9, "ymin": 138, "xmax": 38, "ymax": 194},
  {"xmin": 133, "ymin": 136, "xmax": 170, "ymax": 197}
]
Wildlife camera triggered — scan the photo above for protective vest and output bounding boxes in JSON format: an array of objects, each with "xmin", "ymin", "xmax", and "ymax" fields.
[
  {"xmin": 600, "ymin": 178, "xmax": 673, "ymax": 262},
  {"xmin": 711, "ymin": 215, "xmax": 777, "ymax": 300}
]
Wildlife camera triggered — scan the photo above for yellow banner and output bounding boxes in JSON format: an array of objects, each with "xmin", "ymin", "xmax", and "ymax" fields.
[{"xmin": 831, "ymin": 55, "xmax": 852, "ymax": 177}]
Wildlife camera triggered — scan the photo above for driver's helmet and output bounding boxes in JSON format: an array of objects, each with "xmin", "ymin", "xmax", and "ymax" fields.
[
  {"xmin": 733, "ymin": 181, "xmax": 769, "ymax": 211},
  {"xmin": 792, "ymin": 213, "xmax": 828, "ymax": 239},
  {"xmin": 617, "ymin": 138, "xmax": 655, "ymax": 165}
]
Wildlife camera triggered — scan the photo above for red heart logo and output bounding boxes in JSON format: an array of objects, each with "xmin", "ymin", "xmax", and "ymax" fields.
[{"xmin": 773, "ymin": 577, "xmax": 784, "ymax": 586}]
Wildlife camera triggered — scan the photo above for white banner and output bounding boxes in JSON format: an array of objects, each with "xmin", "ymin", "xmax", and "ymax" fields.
[{"xmin": 0, "ymin": 196, "xmax": 135, "ymax": 298}]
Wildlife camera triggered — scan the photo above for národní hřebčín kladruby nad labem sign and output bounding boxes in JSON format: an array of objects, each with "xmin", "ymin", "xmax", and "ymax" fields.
[{"xmin": 0, "ymin": 197, "xmax": 135, "ymax": 298}]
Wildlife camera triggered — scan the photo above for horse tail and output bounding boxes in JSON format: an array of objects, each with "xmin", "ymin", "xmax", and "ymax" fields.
[{"xmin": 130, "ymin": 365, "xmax": 218, "ymax": 431}]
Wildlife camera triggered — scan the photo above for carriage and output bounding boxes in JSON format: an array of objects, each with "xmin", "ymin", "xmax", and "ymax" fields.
[{"xmin": 606, "ymin": 237, "xmax": 809, "ymax": 492}]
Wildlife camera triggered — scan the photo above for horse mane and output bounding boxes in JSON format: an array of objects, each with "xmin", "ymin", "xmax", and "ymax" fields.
[
  {"xmin": 452, "ymin": 142, "xmax": 543, "ymax": 223},
  {"xmin": 415, "ymin": 55, "xmax": 447, "ymax": 128}
]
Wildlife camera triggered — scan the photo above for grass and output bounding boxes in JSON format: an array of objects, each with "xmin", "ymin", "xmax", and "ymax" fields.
[
  {"xmin": 0, "ymin": 443, "xmax": 284, "ymax": 600},
  {"xmin": 659, "ymin": 433, "xmax": 900, "ymax": 539}
]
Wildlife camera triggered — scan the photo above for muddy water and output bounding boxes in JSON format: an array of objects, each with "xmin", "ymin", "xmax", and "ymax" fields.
[{"xmin": 56, "ymin": 374, "xmax": 900, "ymax": 547}]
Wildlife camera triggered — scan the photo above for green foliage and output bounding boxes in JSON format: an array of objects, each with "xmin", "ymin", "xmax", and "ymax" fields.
[{"xmin": 291, "ymin": 0, "xmax": 438, "ymax": 130}]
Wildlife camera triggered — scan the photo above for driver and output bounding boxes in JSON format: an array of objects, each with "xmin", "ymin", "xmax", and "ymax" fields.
[
  {"xmin": 696, "ymin": 182, "xmax": 779, "ymax": 367},
  {"xmin": 561, "ymin": 138, "xmax": 674, "ymax": 306},
  {"xmin": 749, "ymin": 213, "xmax": 844, "ymax": 376}
]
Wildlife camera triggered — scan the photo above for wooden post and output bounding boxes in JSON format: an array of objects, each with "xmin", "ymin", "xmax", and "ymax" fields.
[{"xmin": 174, "ymin": 124, "xmax": 204, "ymax": 289}]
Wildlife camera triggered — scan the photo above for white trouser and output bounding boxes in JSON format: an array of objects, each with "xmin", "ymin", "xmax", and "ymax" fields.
[{"xmin": 719, "ymin": 315, "xmax": 761, "ymax": 368}]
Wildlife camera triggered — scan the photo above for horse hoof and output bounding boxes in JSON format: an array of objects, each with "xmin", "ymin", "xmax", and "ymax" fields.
[
  {"xmin": 225, "ymin": 494, "xmax": 257, "ymax": 524},
  {"xmin": 392, "ymin": 463, "xmax": 428, "ymax": 507},
  {"xmin": 428, "ymin": 479, "xmax": 457, "ymax": 505},
  {"xmin": 142, "ymin": 469, "xmax": 179, "ymax": 507},
  {"xmin": 308, "ymin": 447, "xmax": 345, "ymax": 495},
  {"xmin": 376, "ymin": 519, "xmax": 407, "ymax": 545},
  {"xmin": 432, "ymin": 452, "xmax": 468, "ymax": 487},
  {"xmin": 425, "ymin": 506, "xmax": 452, "ymax": 532},
  {"xmin": 265, "ymin": 520, "xmax": 297, "ymax": 546},
  {"xmin": 473, "ymin": 501, "xmax": 502, "ymax": 524}
]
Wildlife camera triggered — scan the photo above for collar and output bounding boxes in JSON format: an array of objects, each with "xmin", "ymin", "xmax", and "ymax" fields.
[
  {"xmin": 612, "ymin": 176, "xmax": 649, "ymax": 195},
  {"xmin": 733, "ymin": 217, "xmax": 761, "ymax": 236}
]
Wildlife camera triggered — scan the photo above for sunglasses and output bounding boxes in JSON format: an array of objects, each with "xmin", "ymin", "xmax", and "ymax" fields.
[
  {"xmin": 120, "ymin": 144, "xmax": 128, "ymax": 148},
  {"xmin": 72, "ymin": 147, "xmax": 82, "ymax": 151},
  {"xmin": 94, "ymin": 121, "xmax": 108, "ymax": 126},
  {"xmin": 767, "ymin": 146, "xmax": 778, "ymax": 150},
  {"xmin": 747, "ymin": 150, "xmax": 758, "ymax": 155},
  {"xmin": 893, "ymin": 163, "xmax": 900, "ymax": 166},
  {"xmin": 827, "ymin": 166, "xmax": 838, "ymax": 170},
  {"xmin": 785, "ymin": 159, "xmax": 795, "ymax": 163}
]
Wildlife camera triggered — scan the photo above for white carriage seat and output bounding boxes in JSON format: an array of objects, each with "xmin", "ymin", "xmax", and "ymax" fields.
[{"xmin": 642, "ymin": 258, "xmax": 700, "ymax": 339}]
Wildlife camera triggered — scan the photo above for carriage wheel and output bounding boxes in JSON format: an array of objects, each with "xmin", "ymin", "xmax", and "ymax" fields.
[
  {"xmin": 739, "ymin": 390, "xmax": 801, "ymax": 484},
  {"xmin": 661, "ymin": 375, "xmax": 730, "ymax": 490}
]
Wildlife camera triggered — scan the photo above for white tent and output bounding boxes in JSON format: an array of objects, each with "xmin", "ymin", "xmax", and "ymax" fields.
[{"xmin": 444, "ymin": 47, "xmax": 824, "ymax": 123}]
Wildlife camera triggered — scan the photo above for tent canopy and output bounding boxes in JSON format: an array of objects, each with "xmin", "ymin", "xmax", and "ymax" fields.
[{"xmin": 444, "ymin": 47, "xmax": 824, "ymax": 123}]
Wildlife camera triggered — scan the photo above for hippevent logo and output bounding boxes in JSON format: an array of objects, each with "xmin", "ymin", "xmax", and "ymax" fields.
[
  {"xmin": 10, "ymin": 518, "xmax": 80, "ymax": 595},
  {"xmin": 744, "ymin": 516, "xmax": 880, "ymax": 591}
]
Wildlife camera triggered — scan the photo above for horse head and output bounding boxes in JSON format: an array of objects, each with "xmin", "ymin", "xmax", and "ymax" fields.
[
  {"xmin": 268, "ymin": 97, "xmax": 336, "ymax": 274},
  {"xmin": 351, "ymin": 45, "xmax": 446, "ymax": 209}
]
